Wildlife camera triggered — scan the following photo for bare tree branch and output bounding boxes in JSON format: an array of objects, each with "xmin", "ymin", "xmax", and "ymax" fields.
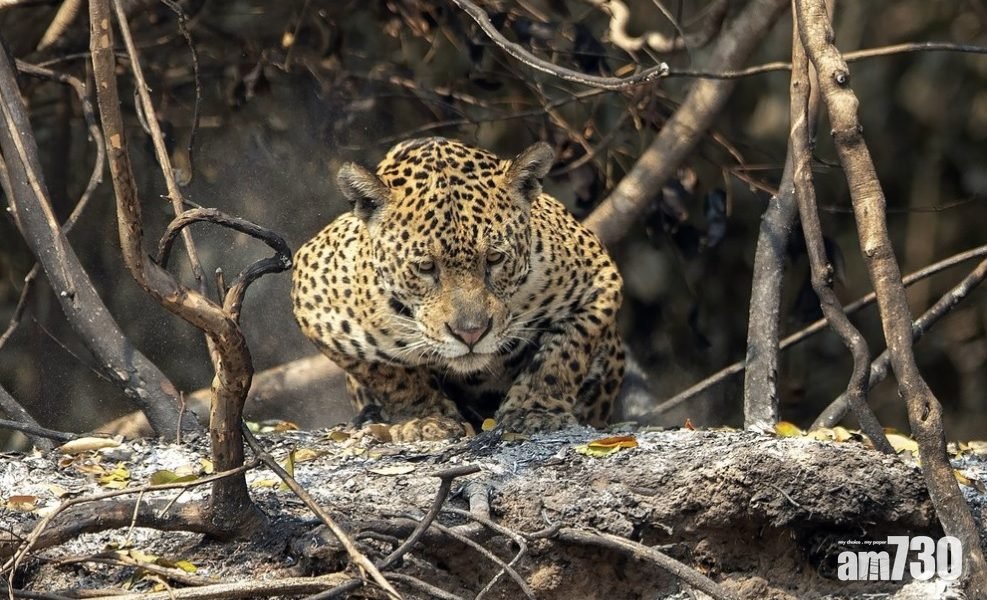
[
  {"xmin": 0, "ymin": 37, "xmax": 199, "ymax": 438},
  {"xmin": 813, "ymin": 255, "xmax": 987, "ymax": 429},
  {"xmin": 787, "ymin": 11, "xmax": 892, "ymax": 453},
  {"xmin": 794, "ymin": 0, "xmax": 987, "ymax": 592},
  {"xmin": 583, "ymin": 0, "xmax": 789, "ymax": 244},
  {"xmin": 650, "ymin": 243, "xmax": 987, "ymax": 417},
  {"xmin": 450, "ymin": 0, "xmax": 669, "ymax": 90}
]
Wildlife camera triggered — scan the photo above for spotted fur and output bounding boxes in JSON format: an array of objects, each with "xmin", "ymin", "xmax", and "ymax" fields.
[{"xmin": 291, "ymin": 138, "xmax": 624, "ymax": 440}]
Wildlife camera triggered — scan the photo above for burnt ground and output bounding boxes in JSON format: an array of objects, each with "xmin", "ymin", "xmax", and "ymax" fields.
[{"xmin": 1, "ymin": 428, "xmax": 985, "ymax": 599}]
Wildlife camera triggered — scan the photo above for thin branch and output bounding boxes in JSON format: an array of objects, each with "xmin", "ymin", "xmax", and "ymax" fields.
[
  {"xmin": 555, "ymin": 528, "xmax": 740, "ymax": 600},
  {"xmin": 240, "ymin": 426, "xmax": 401, "ymax": 600},
  {"xmin": 787, "ymin": 11, "xmax": 892, "ymax": 453},
  {"xmin": 650, "ymin": 243, "xmax": 987, "ymax": 416},
  {"xmin": 112, "ymin": 0, "xmax": 206, "ymax": 289},
  {"xmin": 813, "ymin": 255, "xmax": 987, "ymax": 429},
  {"xmin": 450, "ymin": 0, "xmax": 669, "ymax": 90},
  {"xmin": 0, "ymin": 416, "xmax": 75, "ymax": 445}
]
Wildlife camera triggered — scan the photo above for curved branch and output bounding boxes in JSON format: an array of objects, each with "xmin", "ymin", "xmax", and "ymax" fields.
[
  {"xmin": 813, "ymin": 255, "xmax": 987, "ymax": 429},
  {"xmin": 450, "ymin": 0, "xmax": 669, "ymax": 90}
]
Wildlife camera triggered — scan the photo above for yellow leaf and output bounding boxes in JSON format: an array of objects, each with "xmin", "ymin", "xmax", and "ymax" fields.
[
  {"xmin": 200, "ymin": 458, "xmax": 214, "ymax": 474},
  {"xmin": 327, "ymin": 431, "xmax": 352, "ymax": 443},
  {"xmin": 172, "ymin": 559, "xmax": 198, "ymax": 573},
  {"xmin": 954, "ymin": 470, "xmax": 985, "ymax": 492},
  {"xmin": 833, "ymin": 426, "xmax": 855, "ymax": 442},
  {"xmin": 481, "ymin": 418, "xmax": 497, "ymax": 432},
  {"xmin": 57, "ymin": 437, "xmax": 121, "ymax": 454},
  {"xmin": 44, "ymin": 484, "xmax": 69, "ymax": 498},
  {"xmin": 98, "ymin": 463, "xmax": 130, "ymax": 488},
  {"xmin": 574, "ymin": 443, "xmax": 621, "ymax": 458},
  {"xmin": 251, "ymin": 478, "xmax": 281, "ymax": 488},
  {"xmin": 149, "ymin": 470, "xmax": 199, "ymax": 486},
  {"xmin": 292, "ymin": 448, "xmax": 324, "ymax": 463},
  {"xmin": 586, "ymin": 435, "xmax": 638, "ymax": 450},
  {"xmin": 368, "ymin": 464, "xmax": 416, "ymax": 476},
  {"xmin": 774, "ymin": 421, "xmax": 803, "ymax": 438},
  {"xmin": 502, "ymin": 432, "xmax": 529, "ymax": 442},
  {"xmin": 885, "ymin": 433, "xmax": 919, "ymax": 455}
]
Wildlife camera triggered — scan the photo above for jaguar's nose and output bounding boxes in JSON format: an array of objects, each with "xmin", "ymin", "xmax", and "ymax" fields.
[{"xmin": 446, "ymin": 318, "xmax": 493, "ymax": 349}]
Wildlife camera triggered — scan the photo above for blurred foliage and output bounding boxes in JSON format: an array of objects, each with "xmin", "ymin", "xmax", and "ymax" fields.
[{"xmin": 0, "ymin": 0, "xmax": 985, "ymax": 445}]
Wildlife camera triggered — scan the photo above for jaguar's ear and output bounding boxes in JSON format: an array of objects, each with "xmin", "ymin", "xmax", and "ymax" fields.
[
  {"xmin": 337, "ymin": 163, "xmax": 390, "ymax": 222},
  {"xmin": 506, "ymin": 142, "xmax": 554, "ymax": 204}
]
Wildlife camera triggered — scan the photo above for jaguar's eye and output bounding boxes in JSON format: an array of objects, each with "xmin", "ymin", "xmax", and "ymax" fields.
[
  {"xmin": 416, "ymin": 259, "xmax": 436, "ymax": 275},
  {"xmin": 486, "ymin": 250, "xmax": 505, "ymax": 266}
]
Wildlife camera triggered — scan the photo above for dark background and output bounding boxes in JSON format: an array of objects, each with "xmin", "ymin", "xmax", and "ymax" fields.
[{"xmin": 1, "ymin": 0, "xmax": 985, "ymax": 445}]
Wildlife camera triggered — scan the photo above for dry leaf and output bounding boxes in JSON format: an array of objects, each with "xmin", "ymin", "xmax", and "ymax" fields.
[
  {"xmin": 98, "ymin": 463, "xmax": 130, "ymax": 489},
  {"xmin": 683, "ymin": 418, "xmax": 695, "ymax": 430},
  {"xmin": 575, "ymin": 434, "xmax": 638, "ymax": 458},
  {"xmin": 149, "ymin": 470, "xmax": 200, "ymax": 486},
  {"xmin": 885, "ymin": 433, "xmax": 919, "ymax": 455},
  {"xmin": 774, "ymin": 422, "xmax": 803, "ymax": 438},
  {"xmin": 365, "ymin": 423, "xmax": 393, "ymax": 442},
  {"xmin": 57, "ymin": 437, "xmax": 121, "ymax": 455},
  {"xmin": 481, "ymin": 418, "xmax": 497, "ymax": 432},
  {"xmin": 327, "ymin": 430, "xmax": 352, "ymax": 443},
  {"xmin": 5, "ymin": 495, "xmax": 37, "ymax": 511},
  {"xmin": 292, "ymin": 448, "xmax": 324, "ymax": 463}
]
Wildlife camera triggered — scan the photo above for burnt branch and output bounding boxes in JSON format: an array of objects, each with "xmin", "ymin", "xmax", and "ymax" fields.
[
  {"xmin": 89, "ymin": 0, "xmax": 277, "ymax": 535},
  {"xmin": 651, "ymin": 243, "xmax": 987, "ymax": 417},
  {"xmin": 0, "ymin": 37, "xmax": 198, "ymax": 438},
  {"xmin": 156, "ymin": 207, "xmax": 292, "ymax": 321},
  {"xmin": 787, "ymin": 14, "xmax": 892, "ymax": 454},
  {"xmin": 794, "ymin": 0, "xmax": 987, "ymax": 592},
  {"xmin": 814, "ymin": 255, "xmax": 987, "ymax": 429},
  {"xmin": 450, "ymin": 0, "xmax": 669, "ymax": 90}
]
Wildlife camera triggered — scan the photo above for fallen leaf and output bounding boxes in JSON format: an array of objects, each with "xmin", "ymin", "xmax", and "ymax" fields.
[
  {"xmin": 575, "ymin": 434, "xmax": 638, "ymax": 458},
  {"xmin": 98, "ymin": 463, "xmax": 130, "ymax": 489},
  {"xmin": 365, "ymin": 424, "xmax": 392, "ymax": 442},
  {"xmin": 683, "ymin": 418, "xmax": 695, "ymax": 430},
  {"xmin": 774, "ymin": 422, "xmax": 803, "ymax": 438},
  {"xmin": 954, "ymin": 470, "xmax": 985, "ymax": 492},
  {"xmin": 149, "ymin": 470, "xmax": 200, "ymax": 486},
  {"xmin": 292, "ymin": 448, "xmax": 324, "ymax": 463},
  {"xmin": 57, "ymin": 437, "xmax": 121, "ymax": 455},
  {"xmin": 5, "ymin": 495, "xmax": 37, "ymax": 511},
  {"xmin": 368, "ymin": 464, "xmax": 416, "ymax": 476},
  {"xmin": 327, "ymin": 430, "xmax": 352, "ymax": 443},
  {"xmin": 885, "ymin": 433, "xmax": 919, "ymax": 455},
  {"xmin": 481, "ymin": 418, "xmax": 497, "ymax": 432}
]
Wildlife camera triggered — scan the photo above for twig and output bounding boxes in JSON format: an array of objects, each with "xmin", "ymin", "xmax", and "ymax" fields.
[
  {"xmin": 379, "ymin": 465, "xmax": 480, "ymax": 570},
  {"xmin": 0, "ymin": 416, "xmax": 75, "ymax": 444},
  {"xmin": 54, "ymin": 554, "xmax": 212, "ymax": 587},
  {"xmin": 159, "ymin": 0, "xmax": 201, "ymax": 183},
  {"xmin": 787, "ymin": 10, "xmax": 893, "ymax": 454},
  {"xmin": 411, "ymin": 516, "xmax": 535, "ymax": 599},
  {"xmin": 650, "ymin": 243, "xmax": 987, "ymax": 415},
  {"xmin": 35, "ymin": 0, "xmax": 82, "ymax": 51},
  {"xmin": 555, "ymin": 528, "xmax": 740, "ymax": 600},
  {"xmin": 386, "ymin": 573, "xmax": 465, "ymax": 600},
  {"xmin": 450, "ymin": 0, "xmax": 669, "ymax": 90},
  {"xmin": 794, "ymin": 0, "xmax": 987, "ymax": 592},
  {"xmin": 111, "ymin": 0, "xmax": 206, "ymax": 290},
  {"xmin": 79, "ymin": 574, "xmax": 351, "ymax": 600},
  {"xmin": 440, "ymin": 507, "xmax": 528, "ymax": 600},
  {"xmin": 240, "ymin": 426, "xmax": 401, "ymax": 600},
  {"xmin": 813, "ymin": 255, "xmax": 987, "ymax": 429}
]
